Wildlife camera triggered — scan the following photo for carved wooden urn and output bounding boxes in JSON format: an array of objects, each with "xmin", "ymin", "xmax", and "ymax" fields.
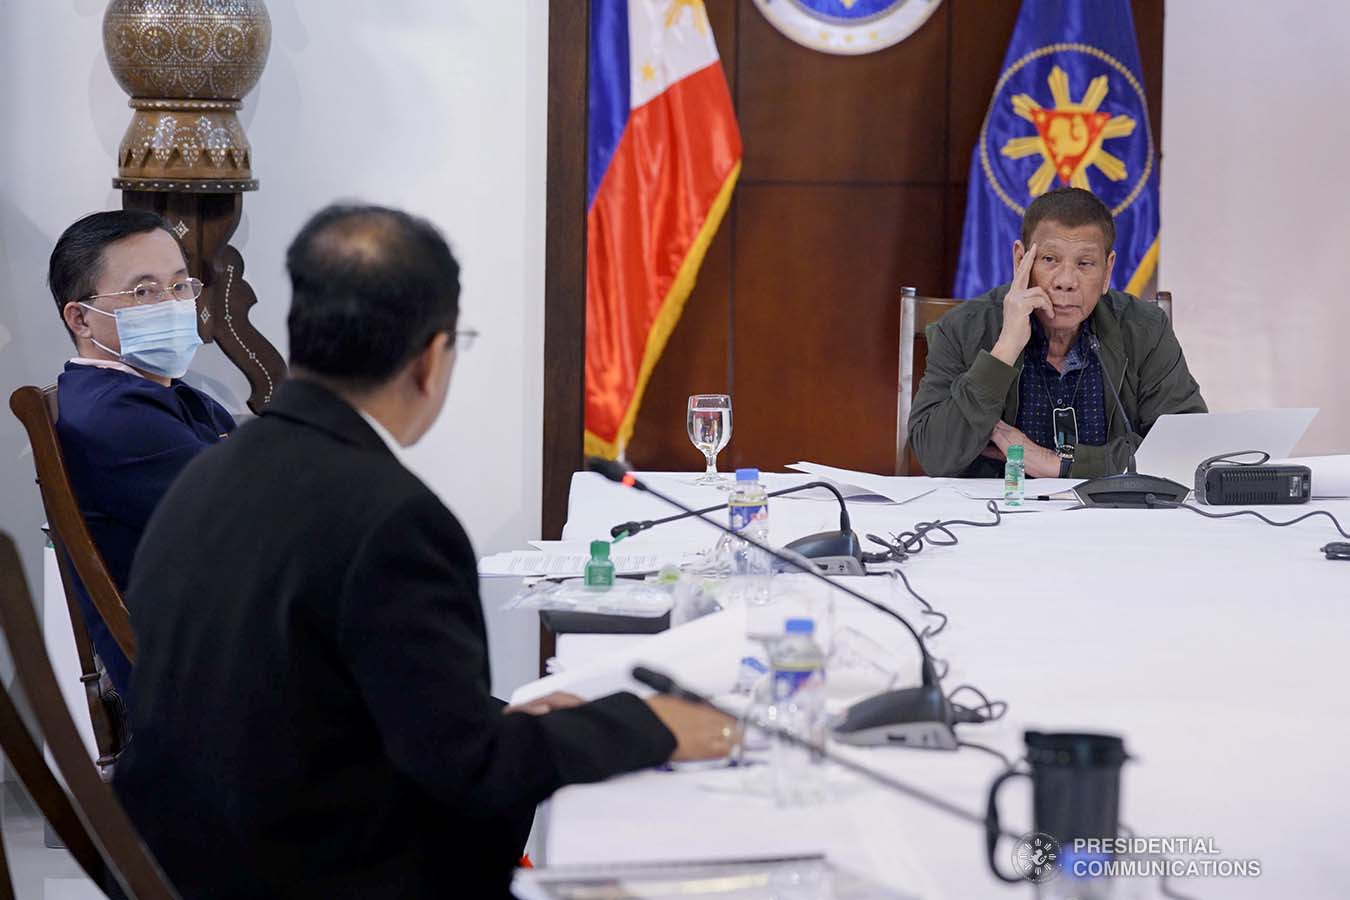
[{"xmin": 103, "ymin": 0, "xmax": 271, "ymax": 191}]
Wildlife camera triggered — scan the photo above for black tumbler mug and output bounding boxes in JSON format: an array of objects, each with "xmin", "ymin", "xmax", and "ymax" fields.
[{"xmin": 985, "ymin": 731, "xmax": 1130, "ymax": 884}]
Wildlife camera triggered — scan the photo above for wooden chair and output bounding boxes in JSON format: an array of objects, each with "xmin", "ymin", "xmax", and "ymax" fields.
[
  {"xmin": 10, "ymin": 385, "xmax": 134, "ymax": 773},
  {"xmin": 894, "ymin": 288, "xmax": 1174, "ymax": 475},
  {"xmin": 0, "ymin": 532, "xmax": 180, "ymax": 898},
  {"xmin": 895, "ymin": 288, "xmax": 962, "ymax": 475}
]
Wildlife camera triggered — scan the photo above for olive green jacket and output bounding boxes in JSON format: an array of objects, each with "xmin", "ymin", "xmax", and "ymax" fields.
[{"xmin": 908, "ymin": 285, "xmax": 1207, "ymax": 478}]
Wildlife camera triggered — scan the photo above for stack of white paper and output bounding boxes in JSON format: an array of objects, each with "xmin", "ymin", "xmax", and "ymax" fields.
[{"xmin": 784, "ymin": 462, "xmax": 937, "ymax": 504}]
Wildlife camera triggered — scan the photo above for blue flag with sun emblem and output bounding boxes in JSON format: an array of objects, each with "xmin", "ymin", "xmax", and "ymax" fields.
[{"xmin": 954, "ymin": 0, "xmax": 1159, "ymax": 299}]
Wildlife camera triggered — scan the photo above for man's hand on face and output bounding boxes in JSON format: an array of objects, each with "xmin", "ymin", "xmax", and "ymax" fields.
[
  {"xmin": 991, "ymin": 243, "xmax": 1055, "ymax": 367},
  {"xmin": 981, "ymin": 420, "xmax": 1062, "ymax": 478}
]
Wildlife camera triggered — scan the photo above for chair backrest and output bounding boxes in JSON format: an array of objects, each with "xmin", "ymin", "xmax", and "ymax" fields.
[
  {"xmin": 10, "ymin": 385, "xmax": 135, "ymax": 771},
  {"xmin": 895, "ymin": 288, "xmax": 1175, "ymax": 475},
  {"xmin": 8, "ymin": 386, "xmax": 133, "ymax": 662},
  {"xmin": 1154, "ymin": 290, "xmax": 1173, "ymax": 320},
  {"xmin": 0, "ymin": 532, "xmax": 180, "ymax": 899},
  {"xmin": 896, "ymin": 289, "xmax": 962, "ymax": 475},
  {"xmin": 0, "ymin": 654, "xmax": 105, "ymax": 892}
]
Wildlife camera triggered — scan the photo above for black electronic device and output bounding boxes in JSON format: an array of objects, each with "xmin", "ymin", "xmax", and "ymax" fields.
[
  {"xmin": 782, "ymin": 529, "xmax": 864, "ymax": 576},
  {"xmin": 609, "ymin": 480, "xmax": 865, "ymax": 575},
  {"xmin": 588, "ymin": 458, "xmax": 941, "ymax": 689},
  {"xmin": 832, "ymin": 685, "xmax": 958, "ymax": 750},
  {"xmin": 1073, "ymin": 473, "xmax": 1190, "ymax": 508},
  {"xmin": 1194, "ymin": 451, "xmax": 1311, "ymax": 506},
  {"xmin": 1071, "ymin": 336, "xmax": 1189, "ymax": 508}
]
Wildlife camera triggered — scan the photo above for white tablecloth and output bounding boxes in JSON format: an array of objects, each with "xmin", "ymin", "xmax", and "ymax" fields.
[{"xmin": 531, "ymin": 472, "xmax": 1350, "ymax": 899}]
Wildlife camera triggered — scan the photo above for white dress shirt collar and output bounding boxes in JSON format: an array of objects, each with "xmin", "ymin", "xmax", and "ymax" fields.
[
  {"xmin": 356, "ymin": 408, "xmax": 407, "ymax": 464},
  {"xmin": 68, "ymin": 356, "xmax": 145, "ymax": 379}
]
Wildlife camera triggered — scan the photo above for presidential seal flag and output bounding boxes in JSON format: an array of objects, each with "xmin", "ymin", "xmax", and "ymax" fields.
[
  {"xmin": 584, "ymin": 0, "xmax": 742, "ymax": 459},
  {"xmin": 954, "ymin": 0, "xmax": 1158, "ymax": 299}
]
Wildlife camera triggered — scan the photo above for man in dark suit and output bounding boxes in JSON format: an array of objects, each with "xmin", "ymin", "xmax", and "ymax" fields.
[
  {"xmin": 114, "ymin": 204, "xmax": 731, "ymax": 898},
  {"xmin": 50, "ymin": 210, "xmax": 236, "ymax": 696}
]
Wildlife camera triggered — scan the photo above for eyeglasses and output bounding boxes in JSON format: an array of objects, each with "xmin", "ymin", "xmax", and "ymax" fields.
[
  {"xmin": 454, "ymin": 328, "xmax": 479, "ymax": 352},
  {"xmin": 85, "ymin": 278, "xmax": 204, "ymax": 305}
]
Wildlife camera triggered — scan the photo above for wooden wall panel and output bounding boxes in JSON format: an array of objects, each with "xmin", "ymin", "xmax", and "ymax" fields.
[
  {"xmin": 619, "ymin": 0, "xmax": 1165, "ymax": 476},
  {"xmin": 542, "ymin": 0, "xmax": 589, "ymax": 539},
  {"xmin": 737, "ymin": 5, "xmax": 949, "ymax": 183},
  {"xmin": 729, "ymin": 185, "xmax": 944, "ymax": 473},
  {"xmin": 945, "ymin": 1, "xmax": 1021, "ymax": 184},
  {"xmin": 623, "ymin": 222, "xmax": 734, "ymax": 473}
]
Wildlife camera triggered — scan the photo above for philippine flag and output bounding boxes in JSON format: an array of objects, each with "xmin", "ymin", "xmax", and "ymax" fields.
[{"xmin": 584, "ymin": 0, "xmax": 742, "ymax": 459}]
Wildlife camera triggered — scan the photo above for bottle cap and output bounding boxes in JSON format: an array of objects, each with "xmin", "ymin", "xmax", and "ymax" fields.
[
  {"xmin": 785, "ymin": 617, "xmax": 815, "ymax": 635},
  {"xmin": 589, "ymin": 540, "xmax": 610, "ymax": 560},
  {"xmin": 735, "ymin": 467, "xmax": 760, "ymax": 481},
  {"xmin": 1007, "ymin": 444, "xmax": 1024, "ymax": 461}
]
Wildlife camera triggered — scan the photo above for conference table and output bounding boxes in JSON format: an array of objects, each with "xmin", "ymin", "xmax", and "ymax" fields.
[{"xmin": 513, "ymin": 471, "xmax": 1350, "ymax": 899}]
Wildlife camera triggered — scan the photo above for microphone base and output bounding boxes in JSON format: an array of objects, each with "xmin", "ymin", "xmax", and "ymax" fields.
[
  {"xmin": 1072, "ymin": 473, "xmax": 1189, "ymax": 509},
  {"xmin": 831, "ymin": 685, "xmax": 959, "ymax": 751},
  {"xmin": 783, "ymin": 530, "xmax": 865, "ymax": 576}
]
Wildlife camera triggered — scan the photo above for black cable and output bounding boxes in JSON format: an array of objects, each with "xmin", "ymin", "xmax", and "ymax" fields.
[
  {"xmin": 1145, "ymin": 496, "xmax": 1350, "ymax": 539},
  {"xmin": 948, "ymin": 684, "xmax": 1008, "ymax": 723},
  {"xmin": 860, "ymin": 501, "xmax": 1023, "ymax": 711},
  {"xmin": 865, "ymin": 500, "xmax": 1020, "ymax": 564},
  {"xmin": 611, "ymin": 479, "xmax": 852, "ymax": 539},
  {"xmin": 887, "ymin": 568, "xmax": 948, "ymax": 638},
  {"xmin": 957, "ymin": 739, "xmax": 1014, "ymax": 769}
]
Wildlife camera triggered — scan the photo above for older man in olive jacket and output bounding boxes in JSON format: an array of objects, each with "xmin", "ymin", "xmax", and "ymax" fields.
[{"xmin": 910, "ymin": 188, "xmax": 1206, "ymax": 479}]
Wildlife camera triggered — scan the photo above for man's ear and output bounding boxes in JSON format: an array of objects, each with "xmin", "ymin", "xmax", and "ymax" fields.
[
  {"xmin": 1012, "ymin": 240, "xmax": 1026, "ymax": 273},
  {"xmin": 62, "ymin": 301, "xmax": 91, "ymax": 340},
  {"xmin": 1104, "ymin": 250, "xmax": 1117, "ymax": 293},
  {"xmin": 412, "ymin": 331, "xmax": 453, "ymax": 396}
]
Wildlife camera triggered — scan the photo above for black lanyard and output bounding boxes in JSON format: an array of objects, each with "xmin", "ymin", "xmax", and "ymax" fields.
[{"xmin": 1037, "ymin": 353, "xmax": 1086, "ymax": 452}]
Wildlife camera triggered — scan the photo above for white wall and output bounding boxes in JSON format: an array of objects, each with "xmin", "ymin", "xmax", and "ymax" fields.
[
  {"xmin": 0, "ymin": 1, "xmax": 546, "ymax": 698},
  {"xmin": 1162, "ymin": 2, "xmax": 1350, "ymax": 455}
]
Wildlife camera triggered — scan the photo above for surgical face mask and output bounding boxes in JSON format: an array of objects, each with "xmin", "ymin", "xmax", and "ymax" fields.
[{"xmin": 78, "ymin": 298, "xmax": 203, "ymax": 378}]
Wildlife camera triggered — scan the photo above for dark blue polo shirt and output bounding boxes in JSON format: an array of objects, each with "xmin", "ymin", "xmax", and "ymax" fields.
[
  {"xmin": 55, "ymin": 363, "xmax": 236, "ymax": 695},
  {"xmin": 1016, "ymin": 320, "xmax": 1107, "ymax": 454}
]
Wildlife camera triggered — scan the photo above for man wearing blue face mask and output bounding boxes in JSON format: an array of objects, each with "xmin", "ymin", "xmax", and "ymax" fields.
[{"xmin": 50, "ymin": 210, "xmax": 237, "ymax": 695}]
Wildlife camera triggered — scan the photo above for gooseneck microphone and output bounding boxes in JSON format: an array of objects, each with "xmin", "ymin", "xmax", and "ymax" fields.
[
  {"xmin": 610, "ymin": 480, "xmax": 863, "ymax": 575},
  {"xmin": 1072, "ymin": 337, "xmax": 1189, "ymax": 509},
  {"xmin": 612, "ymin": 480, "xmax": 852, "ymax": 538},
  {"xmin": 1090, "ymin": 334, "xmax": 1138, "ymax": 476},
  {"xmin": 588, "ymin": 458, "xmax": 940, "ymax": 689},
  {"xmin": 631, "ymin": 666, "xmax": 1014, "ymax": 836}
]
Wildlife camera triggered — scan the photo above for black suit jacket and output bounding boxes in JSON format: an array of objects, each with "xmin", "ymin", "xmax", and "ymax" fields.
[{"xmin": 114, "ymin": 379, "xmax": 675, "ymax": 898}]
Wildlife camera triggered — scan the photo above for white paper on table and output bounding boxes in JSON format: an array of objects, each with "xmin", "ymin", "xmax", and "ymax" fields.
[
  {"xmin": 784, "ymin": 462, "xmax": 937, "ymax": 504},
  {"xmin": 1268, "ymin": 455, "xmax": 1350, "ymax": 498},
  {"xmin": 509, "ymin": 607, "xmax": 748, "ymax": 705},
  {"xmin": 528, "ymin": 540, "xmax": 693, "ymax": 557},
  {"xmin": 478, "ymin": 550, "xmax": 678, "ymax": 578},
  {"xmin": 949, "ymin": 477, "xmax": 1083, "ymax": 500},
  {"xmin": 1134, "ymin": 408, "xmax": 1317, "ymax": 486}
]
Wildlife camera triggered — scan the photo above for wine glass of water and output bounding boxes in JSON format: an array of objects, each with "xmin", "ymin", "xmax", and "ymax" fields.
[{"xmin": 687, "ymin": 394, "xmax": 732, "ymax": 487}]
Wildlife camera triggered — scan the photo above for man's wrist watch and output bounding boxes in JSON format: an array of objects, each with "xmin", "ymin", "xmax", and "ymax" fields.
[{"xmin": 1057, "ymin": 445, "xmax": 1075, "ymax": 478}]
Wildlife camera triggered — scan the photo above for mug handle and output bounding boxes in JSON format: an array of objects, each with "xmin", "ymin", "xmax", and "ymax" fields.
[{"xmin": 985, "ymin": 767, "xmax": 1030, "ymax": 883}]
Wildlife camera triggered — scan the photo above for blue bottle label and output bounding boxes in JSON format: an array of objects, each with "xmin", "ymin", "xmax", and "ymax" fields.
[
  {"xmin": 773, "ymin": 667, "xmax": 821, "ymax": 700},
  {"xmin": 729, "ymin": 503, "xmax": 766, "ymax": 532}
]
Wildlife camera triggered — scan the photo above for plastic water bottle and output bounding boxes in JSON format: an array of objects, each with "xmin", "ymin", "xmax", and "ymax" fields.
[
  {"xmin": 728, "ymin": 467, "xmax": 771, "ymax": 605},
  {"xmin": 1004, "ymin": 444, "xmax": 1025, "ymax": 506},
  {"xmin": 769, "ymin": 617, "xmax": 827, "ymax": 806}
]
